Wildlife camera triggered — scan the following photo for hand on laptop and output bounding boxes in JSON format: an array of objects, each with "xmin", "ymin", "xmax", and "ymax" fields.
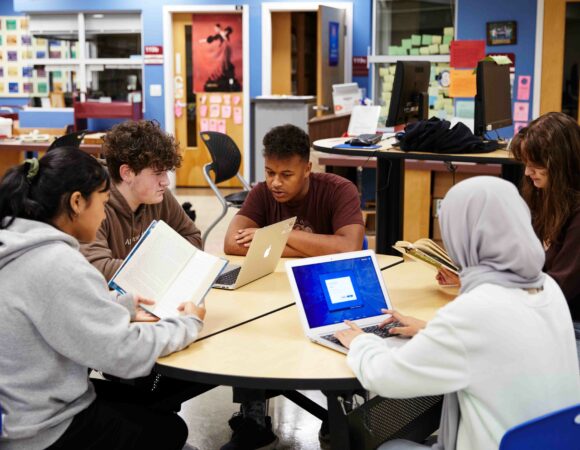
[
  {"xmin": 334, "ymin": 320, "xmax": 365, "ymax": 349},
  {"xmin": 235, "ymin": 227, "xmax": 258, "ymax": 248},
  {"xmin": 379, "ymin": 309, "xmax": 426, "ymax": 338}
]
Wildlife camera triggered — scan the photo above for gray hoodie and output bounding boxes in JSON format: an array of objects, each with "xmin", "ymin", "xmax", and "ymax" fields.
[{"xmin": 0, "ymin": 218, "xmax": 203, "ymax": 450}]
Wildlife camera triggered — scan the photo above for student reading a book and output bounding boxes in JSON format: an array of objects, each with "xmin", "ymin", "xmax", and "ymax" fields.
[
  {"xmin": 224, "ymin": 123, "xmax": 365, "ymax": 257},
  {"xmin": 221, "ymin": 124, "xmax": 364, "ymax": 450},
  {"xmin": 335, "ymin": 176, "xmax": 580, "ymax": 450},
  {"xmin": 511, "ymin": 111, "xmax": 580, "ymax": 363},
  {"xmin": 80, "ymin": 119, "xmax": 208, "ymax": 409},
  {"xmin": 81, "ymin": 119, "xmax": 202, "ymax": 281},
  {"xmin": 0, "ymin": 148, "xmax": 206, "ymax": 450}
]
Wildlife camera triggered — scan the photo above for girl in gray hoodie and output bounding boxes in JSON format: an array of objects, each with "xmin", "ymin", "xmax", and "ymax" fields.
[{"xmin": 0, "ymin": 147, "xmax": 205, "ymax": 450}]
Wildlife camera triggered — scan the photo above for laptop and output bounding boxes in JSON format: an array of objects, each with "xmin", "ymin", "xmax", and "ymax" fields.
[
  {"xmin": 286, "ymin": 250, "xmax": 398, "ymax": 354},
  {"xmin": 213, "ymin": 217, "xmax": 296, "ymax": 290}
]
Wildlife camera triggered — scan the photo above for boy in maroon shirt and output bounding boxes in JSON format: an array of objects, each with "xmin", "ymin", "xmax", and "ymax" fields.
[
  {"xmin": 221, "ymin": 124, "xmax": 364, "ymax": 450},
  {"xmin": 225, "ymin": 124, "xmax": 364, "ymax": 257}
]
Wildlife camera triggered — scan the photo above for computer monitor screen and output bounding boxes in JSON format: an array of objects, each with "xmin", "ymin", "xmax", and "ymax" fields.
[
  {"xmin": 386, "ymin": 61, "xmax": 430, "ymax": 127},
  {"xmin": 474, "ymin": 61, "xmax": 512, "ymax": 136}
]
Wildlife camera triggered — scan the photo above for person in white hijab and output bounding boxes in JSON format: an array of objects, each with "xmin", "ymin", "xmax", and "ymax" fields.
[{"xmin": 336, "ymin": 176, "xmax": 580, "ymax": 450}]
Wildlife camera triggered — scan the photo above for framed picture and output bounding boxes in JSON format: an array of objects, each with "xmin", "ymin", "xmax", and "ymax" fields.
[{"xmin": 487, "ymin": 21, "xmax": 517, "ymax": 46}]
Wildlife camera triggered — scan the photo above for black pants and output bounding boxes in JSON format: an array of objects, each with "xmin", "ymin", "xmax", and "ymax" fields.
[{"xmin": 47, "ymin": 379, "xmax": 188, "ymax": 450}]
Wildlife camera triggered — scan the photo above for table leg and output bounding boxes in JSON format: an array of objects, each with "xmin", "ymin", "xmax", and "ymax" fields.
[
  {"xmin": 376, "ymin": 158, "xmax": 404, "ymax": 255},
  {"xmin": 325, "ymin": 391, "xmax": 351, "ymax": 450}
]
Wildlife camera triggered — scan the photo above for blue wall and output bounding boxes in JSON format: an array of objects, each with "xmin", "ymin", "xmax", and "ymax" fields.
[
  {"xmin": 457, "ymin": 0, "xmax": 537, "ymax": 137},
  {"xmin": 13, "ymin": 0, "xmax": 373, "ymax": 130}
]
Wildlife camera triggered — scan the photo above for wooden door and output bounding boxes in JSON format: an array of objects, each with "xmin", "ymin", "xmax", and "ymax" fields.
[
  {"xmin": 540, "ymin": 0, "xmax": 580, "ymax": 122},
  {"xmin": 172, "ymin": 13, "xmax": 244, "ymax": 187},
  {"xmin": 316, "ymin": 6, "xmax": 345, "ymax": 116}
]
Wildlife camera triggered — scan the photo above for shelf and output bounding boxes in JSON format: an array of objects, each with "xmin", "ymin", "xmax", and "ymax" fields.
[{"xmin": 368, "ymin": 55, "xmax": 450, "ymax": 64}]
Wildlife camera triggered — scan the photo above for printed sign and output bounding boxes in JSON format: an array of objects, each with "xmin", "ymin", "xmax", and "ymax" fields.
[
  {"xmin": 144, "ymin": 45, "xmax": 163, "ymax": 65},
  {"xmin": 329, "ymin": 21, "xmax": 339, "ymax": 67}
]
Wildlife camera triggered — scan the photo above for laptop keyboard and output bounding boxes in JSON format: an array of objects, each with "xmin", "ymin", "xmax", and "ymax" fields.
[
  {"xmin": 215, "ymin": 267, "xmax": 241, "ymax": 286},
  {"xmin": 321, "ymin": 322, "xmax": 401, "ymax": 347}
]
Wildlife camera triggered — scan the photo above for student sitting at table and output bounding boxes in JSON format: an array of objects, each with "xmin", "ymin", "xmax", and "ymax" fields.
[
  {"xmin": 0, "ymin": 148, "xmax": 205, "ymax": 450},
  {"xmin": 221, "ymin": 124, "xmax": 364, "ymax": 449},
  {"xmin": 80, "ymin": 119, "xmax": 207, "ymax": 410},
  {"xmin": 511, "ymin": 111, "xmax": 580, "ymax": 363},
  {"xmin": 336, "ymin": 176, "xmax": 580, "ymax": 450},
  {"xmin": 224, "ymin": 123, "xmax": 365, "ymax": 257},
  {"xmin": 81, "ymin": 119, "xmax": 202, "ymax": 281}
]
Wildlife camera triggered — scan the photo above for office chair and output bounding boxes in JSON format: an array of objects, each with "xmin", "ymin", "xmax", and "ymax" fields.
[
  {"xmin": 499, "ymin": 403, "xmax": 580, "ymax": 450},
  {"xmin": 47, "ymin": 130, "xmax": 87, "ymax": 152},
  {"xmin": 199, "ymin": 131, "xmax": 251, "ymax": 248}
]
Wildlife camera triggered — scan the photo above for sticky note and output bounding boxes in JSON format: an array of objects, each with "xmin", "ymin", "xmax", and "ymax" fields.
[
  {"xmin": 439, "ymin": 44, "xmax": 450, "ymax": 54},
  {"xmin": 209, "ymin": 104, "xmax": 220, "ymax": 118},
  {"xmin": 444, "ymin": 27, "xmax": 454, "ymax": 36},
  {"xmin": 450, "ymin": 40, "xmax": 485, "ymax": 68},
  {"xmin": 449, "ymin": 69, "xmax": 477, "ymax": 98},
  {"xmin": 409, "ymin": 48, "xmax": 420, "ymax": 56},
  {"xmin": 401, "ymin": 38, "xmax": 412, "ymax": 49},
  {"xmin": 517, "ymin": 75, "xmax": 532, "ymax": 101},
  {"xmin": 455, "ymin": 100, "xmax": 475, "ymax": 118},
  {"xmin": 233, "ymin": 106, "xmax": 243, "ymax": 124},
  {"xmin": 431, "ymin": 35, "xmax": 442, "ymax": 45},
  {"xmin": 429, "ymin": 44, "xmax": 440, "ymax": 54},
  {"xmin": 217, "ymin": 119, "xmax": 226, "ymax": 134},
  {"xmin": 513, "ymin": 102, "xmax": 529, "ymax": 122},
  {"xmin": 411, "ymin": 35, "xmax": 422, "ymax": 46},
  {"xmin": 419, "ymin": 47, "xmax": 430, "ymax": 55},
  {"xmin": 422, "ymin": 35, "xmax": 432, "ymax": 45},
  {"xmin": 221, "ymin": 105, "xmax": 232, "ymax": 119},
  {"xmin": 443, "ymin": 35, "xmax": 453, "ymax": 45}
]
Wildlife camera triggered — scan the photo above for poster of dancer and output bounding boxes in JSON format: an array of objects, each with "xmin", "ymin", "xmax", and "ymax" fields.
[{"xmin": 192, "ymin": 14, "xmax": 243, "ymax": 92}]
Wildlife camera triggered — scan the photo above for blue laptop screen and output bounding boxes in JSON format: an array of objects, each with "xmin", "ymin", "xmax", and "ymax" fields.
[{"xmin": 291, "ymin": 255, "xmax": 388, "ymax": 329}]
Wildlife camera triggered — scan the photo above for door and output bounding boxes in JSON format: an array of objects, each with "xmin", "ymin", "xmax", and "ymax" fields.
[
  {"xmin": 172, "ymin": 13, "xmax": 244, "ymax": 187},
  {"xmin": 540, "ymin": 0, "xmax": 580, "ymax": 122},
  {"xmin": 316, "ymin": 5, "xmax": 346, "ymax": 116}
]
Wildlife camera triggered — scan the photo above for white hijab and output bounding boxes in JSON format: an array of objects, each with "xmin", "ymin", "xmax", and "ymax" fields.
[{"xmin": 440, "ymin": 176, "xmax": 545, "ymax": 294}]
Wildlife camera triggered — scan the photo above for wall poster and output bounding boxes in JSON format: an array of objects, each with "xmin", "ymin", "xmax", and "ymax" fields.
[{"xmin": 191, "ymin": 13, "xmax": 243, "ymax": 92}]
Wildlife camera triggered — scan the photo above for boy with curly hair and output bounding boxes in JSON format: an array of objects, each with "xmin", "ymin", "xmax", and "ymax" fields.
[{"xmin": 81, "ymin": 119, "xmax": 202, "ymax": 280}]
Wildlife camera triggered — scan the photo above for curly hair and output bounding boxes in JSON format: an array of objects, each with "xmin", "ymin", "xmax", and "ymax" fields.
[
  {"xmin": 511, "ymin": 112, "xmax": 580, "ymax": 244},
  {"xmin": 262, "ymin": 124, "xmax": 311, "ymax": 161},
  {"xmin": 104, "ymin": 120, "xmax": 182, "ymax": 183}
]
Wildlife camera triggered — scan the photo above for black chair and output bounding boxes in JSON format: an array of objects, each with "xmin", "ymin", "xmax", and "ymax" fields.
[
  {"xmin": 199, "ymin": 131, "xmax": 251, "ymax": 248},
  {"xmin": 47, "ymin": 130, "xmax": 87, "ymax": 152}
]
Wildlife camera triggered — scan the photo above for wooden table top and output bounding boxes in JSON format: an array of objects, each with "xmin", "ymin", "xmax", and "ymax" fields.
[
  {"xmin": 156, "ymin": 259, "xmax": 454, "ymax": 389},
  {"xmin": 312, "ymin": 137, "xmax": 519, "ymax": 165},
  {"xmin": 0, "ymin": 138, "xmax": 102, "ymax": 154}
]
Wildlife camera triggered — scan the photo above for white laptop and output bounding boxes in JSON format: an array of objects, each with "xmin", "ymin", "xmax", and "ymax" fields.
[
  {"xmin": 286, "ymin": 250, "xmax": 398, "ymax": 354},
  {"xmin": 213, "ymin": 217, "xmax": 296, "ymax": 290}
]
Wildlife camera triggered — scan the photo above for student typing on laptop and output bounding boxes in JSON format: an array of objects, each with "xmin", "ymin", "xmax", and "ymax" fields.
[{"xmin": 221, "ymin": 124, "xmax": 365, "ymax": 450}]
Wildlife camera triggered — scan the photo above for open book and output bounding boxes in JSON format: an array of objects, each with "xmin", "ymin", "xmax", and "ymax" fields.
[
  {"xmin": 109, "ymin": 220, "xmax": 227, "ymax": 319},
  {"xmin": 393, "ymin": 238, "xmax": 459, "ymax": 274}
]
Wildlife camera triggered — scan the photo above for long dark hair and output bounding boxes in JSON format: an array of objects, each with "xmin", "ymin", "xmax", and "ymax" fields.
[
  {"xmin": 511, "ymin": 112, "xmax": 580, "ymax": 244},
  {"xmin": 0, "ymin": 147, "xmax": 110, "ymax": 229}
]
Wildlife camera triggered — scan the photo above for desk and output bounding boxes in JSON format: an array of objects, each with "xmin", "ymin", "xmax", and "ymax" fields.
[
  {"xmin": 0, "ymin": 139, "xmax": 103, "ymax": 177},
  {"xmin": 156, "ymin": 259, "xmax": 450, "ymax": 449},
  {"xmin": 312, "ymin": 137, "xmax": 523, "ymax": 254}
]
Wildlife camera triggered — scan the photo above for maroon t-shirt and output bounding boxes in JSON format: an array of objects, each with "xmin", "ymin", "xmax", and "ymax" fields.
[{"xmin": 237, "ymin": 172, "xmax": 364, "ymax": 234}]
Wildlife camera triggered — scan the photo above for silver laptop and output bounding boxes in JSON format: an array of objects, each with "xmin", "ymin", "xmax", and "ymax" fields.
[
  {"xmin": 213, "ymin": 217, "xmax": 296, "ymax": 290},
  {"xmin": 286, "ymin": 250, "xmax": 398, "ymax": 354}
]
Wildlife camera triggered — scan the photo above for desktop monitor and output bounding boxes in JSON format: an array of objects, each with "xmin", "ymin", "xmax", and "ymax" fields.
[
  {"xmin": 474, "ymin": 60, "xmax": 513, "ymax": 137},
  {"xmin": 385, "ymin": 61, "xmax": 430, "ymax": 127}
]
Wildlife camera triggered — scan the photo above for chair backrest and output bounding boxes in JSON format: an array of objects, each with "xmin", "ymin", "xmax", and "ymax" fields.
[
  {"xmin": 199, "ymin": 132, "xmax": 242, "ymax": 184},
  {"xmin": 499, "ymin": 403, "xmax": 580, "ymax": 450},
  {"xmin": 47, "ymin": 130, "xmax": 87, "ymax": 152}
]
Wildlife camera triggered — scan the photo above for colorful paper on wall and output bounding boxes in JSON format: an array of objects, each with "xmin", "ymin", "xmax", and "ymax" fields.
[
  {"xmin": 514, "ymin": 122, "xmax": 528, "ymax": 134},
  {"xmin": 513, "ymin": 102, "xmax": 529, "ymax": 122},
  {"xmin": 516, "ymin": 75, "xmax": 531, "ymax": 101},
  {"xmin": 450, "ymin": 40, "xmax": 485, "ymax": 68},
  {"xmin": 209, "ymin": 104, "xmax": 220, "ymax": 118},
  {"xmin": 200, "ymin": 118, "xmax": 209, "ymax": 132},
  {"xmin": 233, "ymin": 106, "xmax": 243, "ymax": 124},
  {"xmin": 208, "ymin": 119, "xmax": 218, "ymax": 132},
  {"xmin": 221, "ymin": 105, "xmax": 231, "ymax": 118},
  {"xmin": 449, "ymin": 69, "xmax": 476, "ymax": 98},
  {"xmin": 199, "ymin": 104, "xmax": 208, "ymax": 117},
  {"xmin": 455, "ymin": 100, "xmax": 475, "ymax": 118},
  {"xmin": 217, "ymin": 119, "xmax": 226, "ymax": 134}
]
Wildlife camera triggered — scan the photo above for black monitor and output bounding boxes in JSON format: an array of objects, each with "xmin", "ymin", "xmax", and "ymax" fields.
[
  {"xmin": 386, "ymin": 61, "xmax": 430, "ymax": 127},
  {"xmin": 474, "ymin": 60, "xmax": 512, "ymax": 137}
]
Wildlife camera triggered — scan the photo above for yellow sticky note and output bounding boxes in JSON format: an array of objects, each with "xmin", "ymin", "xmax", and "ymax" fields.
[
  {"xmin": 429, "ymin": 44, "xmax": 439, "ymax": 54},
  {"xmin": 440, "ymin": 44, "xmax": 450, "ymax": 54},
  {"xmin": 449, "ymin": 69, "xmax": 476, "ymax": 98},
  {"xmin": 432, "ymin": 36, "xmax": 442, "ymax": 45},
  {"xmin": 419, "ymin": 47, "xmax": 430, "ymax": 55},
  {"xmin": 444, "ymin": 27, "xmax": 454, "ymax": 37}
]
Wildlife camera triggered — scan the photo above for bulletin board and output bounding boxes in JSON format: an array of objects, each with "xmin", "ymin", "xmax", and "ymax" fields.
[{"xmin": 0, "ymin": 16, "xmax": 48, "ymax": 97}]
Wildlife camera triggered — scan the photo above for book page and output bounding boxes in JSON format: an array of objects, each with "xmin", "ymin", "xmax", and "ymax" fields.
[
  {"xmin": 112, "ymin": 221, "xmax": 195, "ymax": 301},
  {"xmin": 154, "ymin": 251, "xmax": 227, "ymax": 318}
]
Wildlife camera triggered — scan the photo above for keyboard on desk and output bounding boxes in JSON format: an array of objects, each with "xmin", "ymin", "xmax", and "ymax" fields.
[
  {"xmin": 214, "ymin": 266, "xmax": 241, "ymax": 286},
  {"xmin": 321, "ymin": 322, "xmax": 401, "ymax": 347}
]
